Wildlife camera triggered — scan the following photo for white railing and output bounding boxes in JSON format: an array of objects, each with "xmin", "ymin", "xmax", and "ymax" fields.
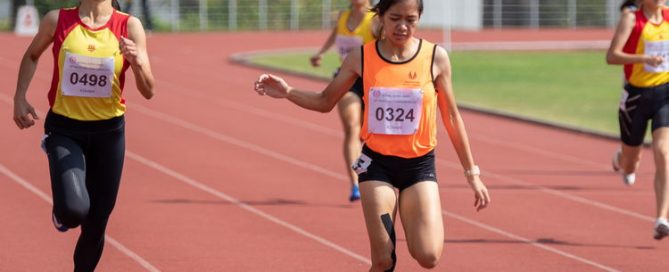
[{"xmin": 0, "ymin": 0, "xmax": 626, "ymax": 32}]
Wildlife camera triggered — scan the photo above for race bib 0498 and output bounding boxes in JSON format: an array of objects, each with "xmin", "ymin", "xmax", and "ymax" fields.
[
  {"xmin": 61, "ymin": 52, "xmax": 114, "ymax": 98},
  {"xmin": 644, "ymin": 40, "xmax": 669, "ymax": 73}
]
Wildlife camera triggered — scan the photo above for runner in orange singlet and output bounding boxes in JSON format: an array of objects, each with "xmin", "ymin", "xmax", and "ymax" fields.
[
  {"xmin": 310, "ymin": 0, "xmax": 376, "ymax": 202},
  {"xmin": 608, "ymin": 0, "xmax": 669, "ymax": 240},
  {"xmin": 255, "ymin": 0, "xmax": 489, "ymax": 270},
  {"xmin": 12, "ymin": 0, "xmax": 155, "ymax": 270}
]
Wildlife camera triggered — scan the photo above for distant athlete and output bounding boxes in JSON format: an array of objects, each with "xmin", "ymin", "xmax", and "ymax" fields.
[
  {"xmin": 310, "ymin": 0, "xmax": 376, "ymax": 202},
  {"xmin": 607, "ymin": 0, "xmax": 669, "ymax": 240}
]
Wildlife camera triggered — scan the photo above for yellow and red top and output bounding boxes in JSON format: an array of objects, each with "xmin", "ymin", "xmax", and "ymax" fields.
[
  {"xmin": 624, "ymin": 8, "xmax": 669, "ymax": 87},
  {"xmin": 48, "ymin": 7, "xmax": 130, "ymax": 121},
  {"xmin": 361, "ymin": 39, "xmax": 438, "ymax": 158}
]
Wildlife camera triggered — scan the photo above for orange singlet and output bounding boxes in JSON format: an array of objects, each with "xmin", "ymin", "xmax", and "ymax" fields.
[
  {"xmin": 48, "ymin": 7, "xmax": 130, "ymax": 121},
  {"xmin": 361, "ymin": 39, "xmax": 438, "ymax": 158}
]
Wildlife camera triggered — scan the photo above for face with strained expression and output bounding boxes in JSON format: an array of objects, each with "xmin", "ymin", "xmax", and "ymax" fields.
[{"xmin": 379, "ymin": 0, "xmax": 421, "ymax": 46}]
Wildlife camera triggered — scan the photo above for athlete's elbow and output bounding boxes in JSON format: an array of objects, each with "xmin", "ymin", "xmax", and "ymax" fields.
[
  {"xmin": 606, "ymin": 51, "xmax": 623, "ymax": 65},
  {"xmin": 140, "ymin": 86, "xmax": 155, "ymax": 100}
]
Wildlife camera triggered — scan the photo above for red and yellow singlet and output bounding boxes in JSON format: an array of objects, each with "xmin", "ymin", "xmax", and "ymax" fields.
[
  {"xmin": 624, "ymin": 8, "xmax": 669, "ymax": 87},
  {"xmin": 48, "ymin": 7, "xmax": 130, "ymax": 121},
  {"xmin": 361, "ymin": 40, "xmax": 438, "ymax": 158}
]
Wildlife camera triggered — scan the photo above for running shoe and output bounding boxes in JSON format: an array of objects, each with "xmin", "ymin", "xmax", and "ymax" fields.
[
  {"xmin": 349, "ymin": 185, "xmax": 361, "ymax": 202},
  {"xmin": 52, "ymin": 212, "xmax": 68, "ymax": 233},
  {"xmin": 654, "ymin": 221, "xmax": 669, "ymax": 240},
  {"xmin": 612, "ymin": 149, "xmax": 636, "ymax": 186}
]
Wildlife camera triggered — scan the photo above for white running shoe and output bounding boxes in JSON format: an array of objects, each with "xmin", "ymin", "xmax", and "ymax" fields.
[
  {"xmin": 612, "ymin": 149, "xmax": 636, "ymax": 186},
  {"xmin": 654, "ymin": 221, "xmax": 669, "ymax": 240}
]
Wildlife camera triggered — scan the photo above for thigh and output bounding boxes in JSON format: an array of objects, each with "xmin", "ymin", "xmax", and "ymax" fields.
[
  {"xmin": 85, "ymin": 127, "xmax": 125, "ymax": 218},
  {"xmin": 360, "ymin": 181, "xmax": 399, "ymax": 260},
  {"xmin": 44, "ymin": 133, "xmax": 89, "ymax": 210},
  {"xmin": 337, "ymin": 91, "xmax": 363, "ymax": 128},
  {"xmin": 398, "ymin": 181, "xmax": 444, "ymax": 258},
  {"xmin": 619, "ymin": 87, "xmax": 650, "ymax": 146}
]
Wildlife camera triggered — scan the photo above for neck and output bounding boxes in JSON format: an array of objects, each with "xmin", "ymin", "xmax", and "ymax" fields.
[
  {"xmin": 79, "ymin": 0, "xmax": 113, "ymax": 17},
  {"xmin": 380, "ymin": 38, "xmax": 418, "ymax": 60},
  {"xmin": 351, "ymin": 4, "xmax": 369, "ymax": 14}
]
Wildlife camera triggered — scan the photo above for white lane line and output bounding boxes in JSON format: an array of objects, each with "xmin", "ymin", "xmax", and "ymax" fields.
[
  {"xmin": 443, "ymin": 211, "xmax": 620, "ymax": 272},
  {"xmin": 0, "ymin": 163, "xmax": 161, "ymax": 272},
  {"xmin": 436, "ymin": 159, "xmax": 654, "ymax": 222},
  {"xmin": 125, "ymin": 151, "xmax": 371, "ymax": 265},
  {"xmin": 128, "ymin": 102, "xmax": 348, "ymax": 182},
  {"xmin": 131, "ymin": 85, "xmax": 653, "ymax": 223},
  {"xmin": 127, "ymin": 100, "xmax": 621, "ymax": 269}
]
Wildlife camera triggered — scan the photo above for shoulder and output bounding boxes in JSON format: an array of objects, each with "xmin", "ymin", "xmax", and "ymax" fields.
[
  {"xmin": 43, "ymin": 9, "xmax": 61, "ymax": 24},
  {"xmin": 432, "ymin": 44, "xmax": 449, "ymax": 64},
  {"xmin": 621, "ymin": 10, "xmax": 637, "ymax": 23},
  {"xmin": 39, "ymin": 9, "xmax": 61, "ymax": 34}
]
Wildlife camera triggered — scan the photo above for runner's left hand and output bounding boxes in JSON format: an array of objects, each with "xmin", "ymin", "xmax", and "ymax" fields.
[
  {"xmin": 467, "ymin": 176, "xmax": 490, "ymax": 211},
  {"xmin": 120, "ymin": 37, "xmax": 144, "ymax": 67}
]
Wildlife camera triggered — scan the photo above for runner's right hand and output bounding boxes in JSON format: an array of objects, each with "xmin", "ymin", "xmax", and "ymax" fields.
[
  {"xmin": 13, "ymin": 98, "xmax": 38, "ymax": 129},
  {"xmin": 645, "ymin": 55, "xmax": 664, "ymax": 67},
  {"xmin": 310, "ymin": 54, "xmax": 322, "ymax": 67},
  {"xmin": 254, "ymin": 74, "xmax": 291, "ymax": 99}
]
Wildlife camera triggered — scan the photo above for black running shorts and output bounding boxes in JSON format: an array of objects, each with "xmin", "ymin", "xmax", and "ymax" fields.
[
  {"xmin": 619, "ymin": 83, "xmax": 669, "ymax": 146},
  {"xmin": 353, "ymin": 145, "xmax": 437, "ymax": 191}
]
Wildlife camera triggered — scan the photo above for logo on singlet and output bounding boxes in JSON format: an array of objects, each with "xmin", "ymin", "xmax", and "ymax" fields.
[
  {"xmin": 87, "ymin": 44, "xmax": 96, "ymax": 53},
  {"xmin": 409, "ymin": 71, "xmax": 417, "ymax": 80}
]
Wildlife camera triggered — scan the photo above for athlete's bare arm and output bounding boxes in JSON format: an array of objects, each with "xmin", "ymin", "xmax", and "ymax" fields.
[
  {"xmin": 432, "ymin": 45, "xmax": 490, "ymax": 211},
  {"xmin": 255, "ymin": 47, "xmax": 361, "ymax": 113},
  {"xmin": 310, "ymin": 11, "xmax": 342, "ymax": 67},
  {"xmin": 13, "ymin": 10, "xmax": 59, "ymax": 129},
  {"xmin": 607, "ymin": 11, "xmax": 662, "ymax": 66},
  {"xmin": 124, "ymin": 16, "xmax": 155, "ymax": 99}
]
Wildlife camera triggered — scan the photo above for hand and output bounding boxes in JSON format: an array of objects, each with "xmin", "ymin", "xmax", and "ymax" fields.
[
  {"xmin": 254, "ymin": 74, "xmax": 291, "ymax": 98},
  {"xmin": 13, "ymin": 97, "xmax": 39, "ymax": 129},
  {"xmin": 645, "ymin": 55, "xmax": 664, "ymax": 67},
  {"xmin": 120, "ymin": 37, "xmax": 144, "ymax": 66},
  {"xmin": 467, "ymin": 175, "xmax": 490, "ymax": 212},
  {"xmin": 310, "ymin": 54, "xmax": 322, "ymax": 67}
]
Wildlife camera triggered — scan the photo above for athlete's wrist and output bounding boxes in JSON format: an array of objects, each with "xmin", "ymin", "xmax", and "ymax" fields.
[
  {"xmin": 464, "ymin": 165, "xmax": 480, "ymax": 177},
  {"xmin": 285, "ymin": 86, "xmax": 294, "ymax": 98}
]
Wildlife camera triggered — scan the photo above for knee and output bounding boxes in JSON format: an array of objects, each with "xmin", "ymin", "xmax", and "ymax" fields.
[
  {"xmin": 59, "ymin": 203, "xmax": 89, "ymax": 227},
  {"xmin": 412, "ymin": 251, "xmax": 441, "ymax": 269}
]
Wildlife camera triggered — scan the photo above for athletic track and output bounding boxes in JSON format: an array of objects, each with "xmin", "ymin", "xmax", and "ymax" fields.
[{"xmin": 1, "ymin": 29, "xmax": 668, "ymax": 271}]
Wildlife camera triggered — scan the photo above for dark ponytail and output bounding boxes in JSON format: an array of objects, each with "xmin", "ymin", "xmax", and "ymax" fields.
[
  {"xmin": 112, "ymin": 0, "xmax": 121, "ymax": 10},
  {"xmin": 620, "ymin": 0, "xmax": 638, "ymax": 12},
  {"xmin": 372, "ymin": 0, "xmax": 424, "ymax": 17}
]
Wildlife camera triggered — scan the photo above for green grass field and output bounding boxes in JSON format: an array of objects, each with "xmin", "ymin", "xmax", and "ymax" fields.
[{"xmin": 245, "ymin": 50, "xmax": 623, "ymax": 136}]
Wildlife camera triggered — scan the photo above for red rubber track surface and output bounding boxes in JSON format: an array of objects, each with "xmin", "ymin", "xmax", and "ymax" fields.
[{"xmin": 1, "ymin": 29, "xmax": 667, "ymax": 271}]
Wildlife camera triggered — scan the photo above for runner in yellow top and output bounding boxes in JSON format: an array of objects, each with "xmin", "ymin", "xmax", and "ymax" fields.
[
  {"xmin": 12, "ymin": 0, "xmax": 155, "ymax": 270},
  {"xmin": 256, "ymin": 0, "xmax": 490, "ymax": 270},
  {"xmin": 607, "ymin": 0, "xmax": 669, "ymax": 240},
  {"xmin": 310, "ymin": 0, "xmax": 376, "ymax": 202}
]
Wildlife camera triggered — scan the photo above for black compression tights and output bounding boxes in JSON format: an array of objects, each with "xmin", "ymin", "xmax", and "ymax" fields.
[{"xmin": 44, "ymin": 113, "xmax": 125, "ymax": 272}]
